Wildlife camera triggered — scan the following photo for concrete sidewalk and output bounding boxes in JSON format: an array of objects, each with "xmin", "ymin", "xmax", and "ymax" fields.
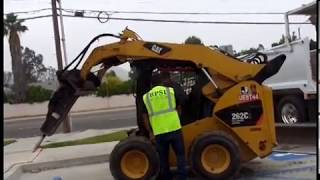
[{"xmin": 4, "ymin": 127, "xmax": 136, "ymax": 180}]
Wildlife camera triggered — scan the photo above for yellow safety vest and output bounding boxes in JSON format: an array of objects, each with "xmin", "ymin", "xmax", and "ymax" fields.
[{"xmin": 143, "ymin": 86, "xmax": 181, "ymax": 136}]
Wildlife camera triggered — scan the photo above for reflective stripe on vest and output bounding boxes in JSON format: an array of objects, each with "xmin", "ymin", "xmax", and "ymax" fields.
[
  {"xmin": 145, "ymin": 87, "xmax": 175, "ymax": 116},
  {"xmin": 143, "ymin": 86, "xmax": 181, "ymax": 135}
]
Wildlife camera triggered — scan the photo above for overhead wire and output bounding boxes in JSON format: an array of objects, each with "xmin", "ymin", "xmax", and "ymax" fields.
[
  {"xmin": 4, "ymin": 8, "xmax": 312, "ymax": 25},
  {"xmin": 4, "ymin": 8, "xmax": 51, "ymax": 15},
  {"xmin": 60, "ymin": 8, "xmax": 285, "ymax": 15},
  {"xmin": 5, "ymin": 7, "xmax": 286, "ymax": 16},
  {"xmin": 18, "ymin": 14, "xmax": 52, "ymax": 21},
  {"xmin": 14, "ymin": 14, "xmax": 311, "ymax": 25}
]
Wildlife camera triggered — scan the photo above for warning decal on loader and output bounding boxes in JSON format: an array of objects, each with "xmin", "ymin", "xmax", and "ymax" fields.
[{"xmin": 239, "ymin": 84, "xmax": 259, "ymax": 102}]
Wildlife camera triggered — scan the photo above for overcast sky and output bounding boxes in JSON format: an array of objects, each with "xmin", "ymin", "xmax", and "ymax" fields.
[{"xmin": 3, "ymin": 0, "xmax": 316, "ymax": 72}]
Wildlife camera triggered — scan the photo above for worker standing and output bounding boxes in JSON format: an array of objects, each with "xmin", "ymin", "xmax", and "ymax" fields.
[{"xmin": 142, "ymin": 72, "xmax": 187, "ymax": 180}]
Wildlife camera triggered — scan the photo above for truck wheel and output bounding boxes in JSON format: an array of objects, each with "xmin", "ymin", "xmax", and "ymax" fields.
[
  {"xmin": 189, "ymin": 131, "xmax": 240, "ymax": 180},
  {"xmin": 277, "ymin": 95, "xmax": 306, "ymax": 124},
  {"xmin": 110, "ymin": 136, "xmax": 160, "ymax": 180}
]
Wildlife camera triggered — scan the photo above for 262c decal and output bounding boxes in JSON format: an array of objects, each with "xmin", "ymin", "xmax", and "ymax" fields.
[{"xmin": 232, "ymin": 112, "xmax": 249, "ymax": 125}]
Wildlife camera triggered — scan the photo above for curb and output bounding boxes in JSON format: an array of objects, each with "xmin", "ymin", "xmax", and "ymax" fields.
[
  {"xmin": 5, "ymin": 153, "xmax": 111, "ymax": 180},
  {"xmin": 4, "ymin": 105, "xmax": 136, "ymax": 122}
]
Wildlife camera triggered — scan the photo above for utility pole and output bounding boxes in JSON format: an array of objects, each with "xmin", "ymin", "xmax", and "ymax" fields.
[
  {"xmin": 51, "ymin": 0, "xmax": 71, "ymax": 133},
  {"xmin": 51, "ymin": 0, "xmax": 63, "ymax": 70},
  {"xmin": 57, "ymin": 0, "xmax": 68, "ymax": 66},
  {"xmin": 57, "ymin": 0, "xmax": 72, "ymax": 132}
]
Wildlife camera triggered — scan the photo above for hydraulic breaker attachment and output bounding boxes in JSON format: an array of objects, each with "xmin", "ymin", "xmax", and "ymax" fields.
[
  {"xmin": 40, "ymin": 69, "xmax": 100, "ymax": 136},
  {"xmin": 34, "ymin": 69, "xmax": 100, "ymax": 152}
]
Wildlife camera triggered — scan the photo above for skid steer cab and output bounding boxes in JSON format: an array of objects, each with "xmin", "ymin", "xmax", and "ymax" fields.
[{"xmin": 37, "ymin": 28, "xmax": 286, "ymax": 179}]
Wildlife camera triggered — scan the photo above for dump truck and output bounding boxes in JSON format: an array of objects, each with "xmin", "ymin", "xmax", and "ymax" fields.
[
  {"xmin": 240, "ymin": 1, "xmax": 317, "ymax": 124},
  {"xmin": 264, "ymin": 1, "xmax": 317, "ymax": 124},
  {"xmin": 36, "ymin": 28, "xmax": 286, "ymax": 179}
]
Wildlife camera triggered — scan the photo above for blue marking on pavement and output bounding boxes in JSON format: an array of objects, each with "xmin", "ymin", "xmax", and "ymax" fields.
[{"xmin": 268, "ymin": 152, "xmax": 311, "ymax": 161}]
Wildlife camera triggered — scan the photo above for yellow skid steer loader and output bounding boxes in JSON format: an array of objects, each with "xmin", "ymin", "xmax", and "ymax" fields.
[{"xmin": 36, "ymin": 28, "xmax": 286, "ymax": 179}]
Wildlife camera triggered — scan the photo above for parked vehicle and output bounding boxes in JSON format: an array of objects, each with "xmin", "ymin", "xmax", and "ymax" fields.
[{"xmin": 263, "ymin": 1, "xmax": 317, "ymax": 124}]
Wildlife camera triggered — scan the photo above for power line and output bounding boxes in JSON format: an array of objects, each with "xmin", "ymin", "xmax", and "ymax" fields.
[
  {"xmin": 16, "ymin": 14, "xmax": 312, "ymax": 25},
  {"xmin": 61, "ymin": 8, "xmax": 285, "ymax": 15},
  {"xmin": 5, "ymin": 7, "xmax": 286, "ymax": 16},
  {"xmin": 19, "ymin": 14, "xmax": 52, "ymax": 20},
  {"xmin": 4, "ymin": 8, "xmax": 51, "ymax": 15}
]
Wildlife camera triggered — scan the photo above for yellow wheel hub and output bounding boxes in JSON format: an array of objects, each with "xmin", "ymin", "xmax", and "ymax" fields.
[
  {"xmin": 201, "ymin": 144, "xmax": 231, "ymax": 174},
  {"xmin": 120, "ymin": 150, "xmax": 149, "ymax": 179}
]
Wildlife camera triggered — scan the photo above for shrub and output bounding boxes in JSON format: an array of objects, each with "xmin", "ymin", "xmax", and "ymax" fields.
[
  {"xmin": 96, "ymin": 79, "xmax": 134, "ymax": 97},
  {"xmin": 26, "ymin": 85, "xmax": 53, "ymax": 103},
  {"xmin": 96, "ymin": 82, "xmax": 108, "ymax": 97},
  {"xmin": 4, "ymin": 92, "xmax": 8, "ymax": 103}
]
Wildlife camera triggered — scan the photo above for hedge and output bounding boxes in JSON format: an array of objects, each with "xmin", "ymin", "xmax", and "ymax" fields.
[{"xmin": 26, "ymin": 85, "xmax": 53, "ymax": 103}]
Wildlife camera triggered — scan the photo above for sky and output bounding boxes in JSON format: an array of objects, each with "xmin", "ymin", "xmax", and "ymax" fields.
[{"xmin": 3, "ymin": 0, "xmax": 317, "ymax": 72}]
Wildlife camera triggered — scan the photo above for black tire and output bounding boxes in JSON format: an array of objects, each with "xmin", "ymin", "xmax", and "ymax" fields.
[
  {"xmin": 277, "ymin": 95, "xmax": 306, "ymax": 124},
  {"xmin": 307, "ymin": 99, "xmax": 317, "ymax": 122},
  {"xmin": 110, "ymin": 136, "xmax": 160, "ymax": 180},
  {"xmin": 189, "ymin": 131, "xmax": 241, "ymax": 180}
]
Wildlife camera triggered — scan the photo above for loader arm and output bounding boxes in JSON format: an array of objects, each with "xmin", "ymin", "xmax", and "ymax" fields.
[{"xmin": 80, "ymin": 40, "xmax": 265, "ymax": 82}]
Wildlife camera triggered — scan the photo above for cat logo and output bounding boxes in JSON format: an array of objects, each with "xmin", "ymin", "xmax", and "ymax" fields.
[
  {"xmin": 151, "ymin": 44, "xmax": 163, "ymax": 54},
  {"xmin": 144, "ymin": 42, "xmax": 171, "ymax": 55}
]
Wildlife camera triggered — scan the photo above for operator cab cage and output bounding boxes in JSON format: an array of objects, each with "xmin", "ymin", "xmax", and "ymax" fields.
[{"xmin": 130, "ymin": 59, "xmax": 213, "ymax": 134}]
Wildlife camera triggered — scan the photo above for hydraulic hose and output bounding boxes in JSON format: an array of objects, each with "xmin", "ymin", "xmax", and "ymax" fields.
[{"xmin": 63, "ymin": 33, "xmax": 121, "ymax": 72}]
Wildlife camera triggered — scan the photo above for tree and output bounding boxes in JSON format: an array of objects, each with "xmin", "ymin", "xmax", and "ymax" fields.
[
  {"xmin": 271, "ymin": 34, "xmax": 286, "ymax": 47},
  {"xmin": 184, "ymin": 36, "xmax": 203, "ymax": 45},
  {"xmin": 96, "ymin": 70, "xmax": 135, "ymax": 97},
  {"xmin": 271, "ymin": 32, "xmax": 297, "ymax": 47},
  {"xmin": 97, "ymin": 75, "xmax": 123, "ymax": 97},
  {"xmin": 21, "ymin": 47, "xmax": 47, "ymax": 83},
  {"xmin": 257, "ymin": 44, "xmax": 265, "ymax": 51},
  {"xmin": 3, "ymin": 72, "xmax": 13, "ymax": 87},
  {"xmin": 234, "ymin": 47, "xmax": 259, "ymax": 56},
  {"xmin": 106, "ymin": 70, "xmax": 116, "ymax": 77},
  {"xmin": 4, "ymin": 13, "xmax": 28, "ymax": 103},
  {"xmin": 39, "ymin": 66, "xmax": 57, "ymax": 82}
]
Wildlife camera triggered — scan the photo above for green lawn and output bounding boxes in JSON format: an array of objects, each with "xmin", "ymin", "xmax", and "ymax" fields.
[
  {"xmin": 41, "ymin": 130, "xmax": 128, "ymax": 149},
  {"xmin": 4, "ymin": 139, "xmax": 16, "ymax": 146}
]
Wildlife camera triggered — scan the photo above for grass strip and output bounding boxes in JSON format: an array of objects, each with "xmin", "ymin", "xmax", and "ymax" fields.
[
  {"xmin": 41, "ymin": 130, "xmax": 128, "ymax": 149},
  {"xmin": 4, "ymin": 139, "xmax": 17, "ymax": 146}
]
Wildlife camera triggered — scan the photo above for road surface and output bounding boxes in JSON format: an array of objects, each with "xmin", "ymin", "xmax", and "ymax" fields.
[
  {"xmin": 19, "ymin": 152, "xmax": 317, "ymax": 180},
  {"xmin": 4, "ymin": 108, "xmax": 317, "ymax": 140},
  {"xmin": 4, "ymin": 109, "xmax": 137, "ymax": 139}
]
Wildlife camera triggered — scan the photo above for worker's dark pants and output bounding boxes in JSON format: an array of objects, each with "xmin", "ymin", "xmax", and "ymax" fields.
[{"xmin": 155, "ymin": 129, "xmax": 187, "ymax": 180}]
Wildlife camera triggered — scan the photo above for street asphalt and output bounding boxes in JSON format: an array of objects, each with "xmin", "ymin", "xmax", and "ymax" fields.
[
  {"xmin": 4, "ymin": 109, "xmax": 137, "ymax": 139},
  {"xmin": 19, "ymin": 151, "xmax": 317, "ymax": 180}
]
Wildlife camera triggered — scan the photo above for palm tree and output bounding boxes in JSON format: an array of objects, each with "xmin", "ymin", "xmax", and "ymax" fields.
[{"xmin": 4, "ymin": 13, "xmax": 28, "ymax": 103}]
